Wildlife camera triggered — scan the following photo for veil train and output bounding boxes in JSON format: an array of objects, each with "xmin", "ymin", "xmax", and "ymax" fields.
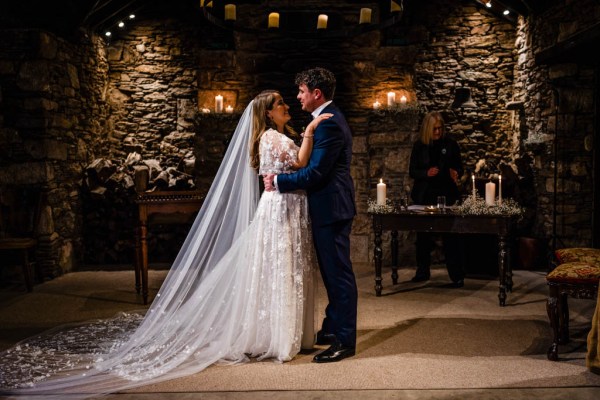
[{"xmin": 0, "ymin": 101, "xmax": 261, "ymax": 398}]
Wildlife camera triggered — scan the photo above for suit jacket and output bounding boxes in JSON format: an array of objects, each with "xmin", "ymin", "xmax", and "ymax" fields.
[{"xmin": 277, "ymin": 103, "xmax": 356, "ymax": 227}]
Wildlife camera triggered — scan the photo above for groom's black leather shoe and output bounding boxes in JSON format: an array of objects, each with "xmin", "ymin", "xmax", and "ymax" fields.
[
  {"xmin": 315, "ymin": 331, "xmax": 336, "ymax": 345},
  {"xmin": 313, "ymin": 342, "xmax": 355, "ymax": 363}
]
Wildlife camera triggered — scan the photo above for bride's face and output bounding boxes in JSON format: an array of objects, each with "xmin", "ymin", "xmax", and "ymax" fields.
[{"xmin": 267, "ymin": 94, "xmax": 291, "ymax": 131}]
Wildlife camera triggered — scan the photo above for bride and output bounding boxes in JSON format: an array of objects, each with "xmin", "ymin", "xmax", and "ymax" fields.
[{"xmin": 0, "ymin": 90, "xmax": 331, "ymax": 398}]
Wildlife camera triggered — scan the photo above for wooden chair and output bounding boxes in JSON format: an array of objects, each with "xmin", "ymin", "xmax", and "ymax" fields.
[
  {"xmin": 546, "ymin": 248, "xmax": 600, "ymax": 360},
  {"xmin": 0, "ymin": 188, "xmax": 40, "ymax": 292}
]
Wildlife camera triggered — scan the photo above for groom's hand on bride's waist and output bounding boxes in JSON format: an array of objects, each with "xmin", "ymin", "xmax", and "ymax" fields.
[{"xmin": 263, "ymin": 174, "xmax": 276, "ymax": 192}]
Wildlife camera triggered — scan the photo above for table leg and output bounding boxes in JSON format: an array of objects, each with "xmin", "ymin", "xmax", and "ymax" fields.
[
  {"xmin": 134, "ymin": 225, "xmax": 142, "ymax": 294},
  {"xmin": 373, "ymin": 216, "xmax": 383, "ymax": 296},
  {"xmin": 546, "ymin": 284, "xmax": 559, "ymax": 360},
  {"xmin": 140, "ymin": 223, "xmax": 149, "ymax": 305},
  {"xmin": 21, "ymin": 249, "xmax": 33, "ymax": 293},
  {"xmin": 506, "ymin": 238, "xmax": 513, "ymax": 292},
  {"xmin": 391, "ymin": 230, "xmax": 398, "ymax": 284},
  {"xmin": 497, "ymin": 235, "xmax": 507, "ymax": 306}
]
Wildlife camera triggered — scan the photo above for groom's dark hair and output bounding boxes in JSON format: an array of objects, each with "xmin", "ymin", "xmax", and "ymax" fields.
[{"xmin": 295, "ymin": 67, "xmax": 336, "ymax": 100}]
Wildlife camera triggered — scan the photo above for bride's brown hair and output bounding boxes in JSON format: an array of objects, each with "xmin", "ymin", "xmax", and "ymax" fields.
[{"xmin": 249, "ymin": 90, "xmax": 298, "ymax": 171}]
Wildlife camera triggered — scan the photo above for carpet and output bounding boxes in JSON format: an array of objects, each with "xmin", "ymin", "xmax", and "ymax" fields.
[{"xmin": 1, "ymin": 264, "xmax": 599, "ymax": 392}]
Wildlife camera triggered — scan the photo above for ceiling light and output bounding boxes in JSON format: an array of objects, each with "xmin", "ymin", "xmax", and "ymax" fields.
[
  {"xmin": 503, "ymin": 9, "xmax": 510, "ymax": 15},
  {"xmin": 118, "ymin": 21, "xmax": 125, "ymax": 28},
  {"xmin": 485, "ymin": 1, "xmax": 492, "ymax": 7}
]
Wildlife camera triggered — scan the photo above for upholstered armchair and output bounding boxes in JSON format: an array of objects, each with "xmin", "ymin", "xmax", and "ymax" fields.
[{"xmin": 546, "ymin": 248, "xmax": 600, "ymax": 360}]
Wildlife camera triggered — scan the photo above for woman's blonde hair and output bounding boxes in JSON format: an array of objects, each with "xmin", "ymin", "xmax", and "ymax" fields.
[
  {"xmin": 249, "ymin": 90, "xmax": 297, "ymax": 170},
  {"xmin": 419, "ymin": 111, "xmax": 446, "ymax": 145}
]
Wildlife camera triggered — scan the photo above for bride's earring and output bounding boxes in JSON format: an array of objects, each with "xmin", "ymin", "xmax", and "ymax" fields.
[{"xmin": 267, "ymin": 114, "xmax": 276, "ymax": 129}]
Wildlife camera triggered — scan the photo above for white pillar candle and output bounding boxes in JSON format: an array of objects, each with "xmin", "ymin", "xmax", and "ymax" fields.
[
  {"xmin": 224, "ymin": 4, "xmax": 236, "ymax": 21},
  {"xmin": 373, "ymin": 100, "xmax": 381, "ymax": 110},
  {"xmin": 498, "ymin": 174, "xmax": 502, "ymax": 204},
  {"xmin": 215, "ymin": 95, "xmax": 223, "ymax": 113},
  {"xmin": 400, "ymin": 95, "xmax": 407, "ymax": 104},
  {"xmin": 485, "ymin": 182, "xmax": 496, "ymax": 206},
  {"xmin": 472, "ymin": 174, "xmax": 476, "ymax": 199},
  {"xmin": 387, "ymin": 91, "xmax": 396, "ymax": 107},
  {"xmin": 359, "ymin": 8, "xmax": 372, "ymax": 24},
  {"xmin": 268, "ymin": 12, "xmax": 279, "ymax": 28},
  {"xmin": 225, "ymin": 105, "xmax": 233, "ymax": 113},
  {"xmin": 377, "ymin": 179, "xmax": 387, "ymax": 206},
  {"xmin": 317, "ymin": 14, "xmax": 328, "ymax": 29}
]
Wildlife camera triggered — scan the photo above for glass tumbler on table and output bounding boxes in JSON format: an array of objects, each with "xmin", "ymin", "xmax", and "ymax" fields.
[
  {"xmin": 399, "ymin": 195, "xmax": 408, "ymax": 211},
  {"xmin": 437, "ymin": 196, "xmax": 446, "ymax": 212}
]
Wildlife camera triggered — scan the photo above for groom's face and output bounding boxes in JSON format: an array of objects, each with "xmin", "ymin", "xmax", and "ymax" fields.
[{"xmin": 297, "ymin": 84, "xmax": 320, "ymax": 113}]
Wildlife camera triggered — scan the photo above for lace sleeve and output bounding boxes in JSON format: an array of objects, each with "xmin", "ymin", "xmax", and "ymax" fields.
[{"xmin": 259, "ymin": 129, "xmax": 299, "ymax": 175}]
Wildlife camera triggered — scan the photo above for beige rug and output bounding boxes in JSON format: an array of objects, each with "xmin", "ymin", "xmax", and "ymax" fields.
[{"xmin": 1, "ymin": 264, "xmax": 599, "ymax": 392}]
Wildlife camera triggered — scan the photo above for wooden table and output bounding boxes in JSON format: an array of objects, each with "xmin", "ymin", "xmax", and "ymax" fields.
[
  {"xmin": 134, "ymin": 190, "xmax": 204, "ymax": 304},
  {"xmin": 371, "ymin": 210, "xmax": 517, "ymax": 306}
]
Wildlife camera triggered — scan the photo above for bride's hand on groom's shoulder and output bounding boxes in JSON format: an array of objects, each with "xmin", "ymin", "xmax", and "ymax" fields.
[{"xmin": 305, "ymin": 113, "xmax": 333, "ymax": 136}]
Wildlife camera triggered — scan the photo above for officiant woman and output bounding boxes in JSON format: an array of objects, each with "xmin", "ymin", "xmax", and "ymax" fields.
[{"xmin": 408, "ymin": 111, "xmax": 465, "ymax": 287}]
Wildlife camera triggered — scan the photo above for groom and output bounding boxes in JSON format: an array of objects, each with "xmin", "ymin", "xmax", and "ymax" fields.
[{"xmin": 263, "ymin": 67, "xmax": 357, "ymax": 363}]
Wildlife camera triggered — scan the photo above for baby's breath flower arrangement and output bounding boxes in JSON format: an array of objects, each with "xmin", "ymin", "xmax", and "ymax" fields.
[
  {"xmin": 457, "ymin": 196, "xmax": 524, "ymax": 217},
  {"xmin": 368, "ymin": 198, "xmax": 398, "ymax": 214},
  {"xmin": 372, "ymin": 101, "xmax": 424, "ymax": 115}
]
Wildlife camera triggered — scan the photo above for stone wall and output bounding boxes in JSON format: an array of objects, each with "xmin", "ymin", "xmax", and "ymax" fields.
[
  {"xmin": 90, "ymin": 0, "xmax": 521, "ymax": 268},
  {"xmin": 366, "ymin": 2, "xmax": 521, "ymax": 266},
  {"xmin": 512, "ymin": 0, "xmax": 599, "ymax": 250},
  {"xmin": 2, "ymin": 0, "xmax": 597, "ymax": 277},
  {"xmin": 0, "ymin": 29, "xmax": 110, "ymax": 277}
]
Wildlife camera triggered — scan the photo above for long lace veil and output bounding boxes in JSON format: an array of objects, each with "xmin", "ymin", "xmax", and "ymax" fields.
[{"xmin": 0, "ymin": 101, "xmax": 260, "ymax": 398}]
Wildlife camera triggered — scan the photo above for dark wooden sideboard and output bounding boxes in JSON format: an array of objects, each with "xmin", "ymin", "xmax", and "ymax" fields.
[{"xmin": 134, "ymin": 190, "xmax": 204, "ymax": 304}]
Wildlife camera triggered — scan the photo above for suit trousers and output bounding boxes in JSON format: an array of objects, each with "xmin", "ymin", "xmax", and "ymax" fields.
[{"xmin": 311, "ymin": 218, "xmax": 357, "ymax": 348}]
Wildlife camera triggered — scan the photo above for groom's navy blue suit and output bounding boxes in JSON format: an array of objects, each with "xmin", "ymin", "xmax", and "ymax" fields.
[{"xmin": 277, "ymin": 102, "xmax": 357, "ymax": 348}]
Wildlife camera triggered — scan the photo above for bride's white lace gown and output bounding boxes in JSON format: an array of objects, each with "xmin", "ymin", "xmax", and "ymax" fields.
[{"xmin": 0, "ymin": 126, "xmax": 316, "ymax": 396}]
